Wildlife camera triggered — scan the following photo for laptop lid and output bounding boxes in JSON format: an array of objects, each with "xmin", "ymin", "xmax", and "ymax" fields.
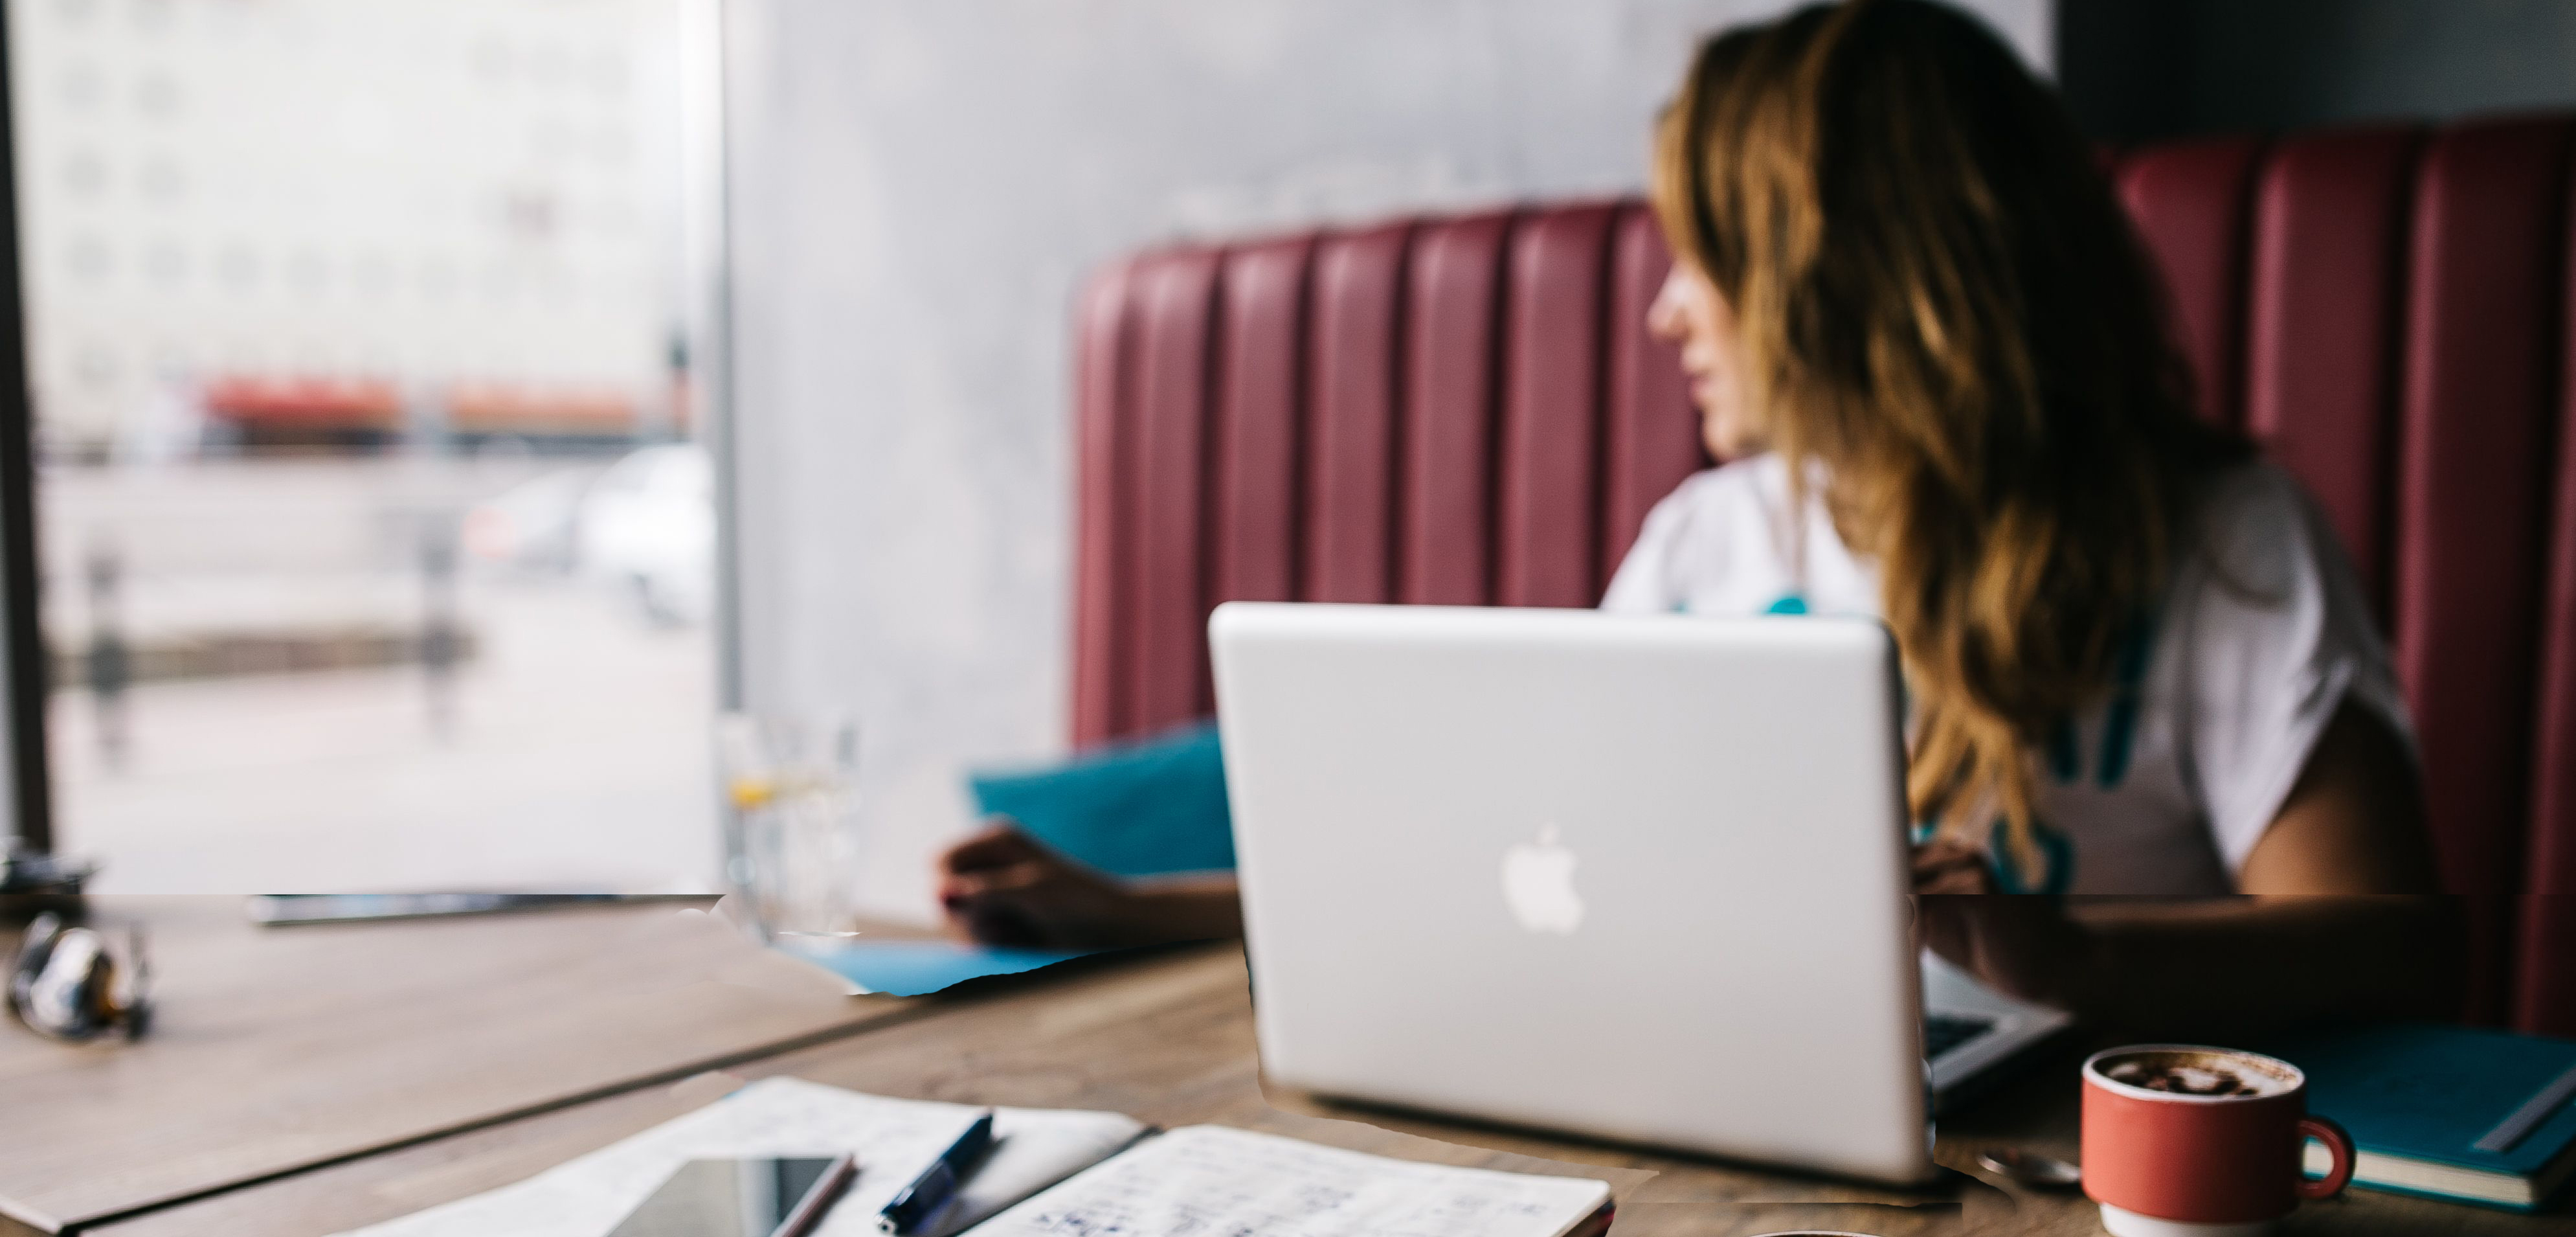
[{"xmin": 1210, "ymin": 602, "xmax": 1934, "ymax": 1184}]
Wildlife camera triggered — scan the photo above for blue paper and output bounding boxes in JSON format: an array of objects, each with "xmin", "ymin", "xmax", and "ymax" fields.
[
  {"xmin": 782, "ymin": 938, "xmax": 1098, "ymax": 997},
  {"xmin": 968, "ymin": 720, "xmax": 1235, "ymax": 877}
]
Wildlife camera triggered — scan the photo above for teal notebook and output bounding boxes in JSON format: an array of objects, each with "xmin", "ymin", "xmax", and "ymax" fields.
[
  {"xmin": 2269, "ymin": 1023, "xmax": 2576, "ymax": 1212},
  {"xmin": 967, "ymin": 721, "xmax": 1233, "ymax": 878}
]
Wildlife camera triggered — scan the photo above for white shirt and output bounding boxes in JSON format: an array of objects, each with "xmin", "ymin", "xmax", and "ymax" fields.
[{"xmin": 1599, "ymin": 453, "xmax": 2414, "ymax": 895}]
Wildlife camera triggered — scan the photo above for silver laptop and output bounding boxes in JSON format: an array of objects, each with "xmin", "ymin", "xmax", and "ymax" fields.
[{"xmin": 1207, "ymin": 602, "xmax": 2069, "ymax": 1185}]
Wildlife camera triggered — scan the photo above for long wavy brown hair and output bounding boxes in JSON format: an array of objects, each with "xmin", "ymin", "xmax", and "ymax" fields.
[{"xmin": 1650, "ymin": 0, "xmax": 2248, "ymax": 850}]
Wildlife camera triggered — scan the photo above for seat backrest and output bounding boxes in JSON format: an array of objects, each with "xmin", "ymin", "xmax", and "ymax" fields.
[
  {"xmin": 1068, "ymin": 114, "xmax": 2576, "ymax": 1034},
  {"xmin": 1071, "ymin": 201, "xmax": 1703, "ymax": 743}
]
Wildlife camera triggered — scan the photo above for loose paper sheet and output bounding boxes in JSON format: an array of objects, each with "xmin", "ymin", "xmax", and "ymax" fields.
[
  {"xmin": 972, "ymin": 1124, "xmax": 1611, "ymax": 1237},
  {"xmin": 775, "ymin": 938, "xmax": 1101, "ymax": 997},
  {"xmin": 332, "ymin": 1078, "xmax": 1144, "ymax": 1237}
]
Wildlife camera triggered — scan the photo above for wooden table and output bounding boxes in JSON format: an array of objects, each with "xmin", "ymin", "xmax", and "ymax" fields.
[
  {"xmin": 0, "ymin": 896, "xmax": 917, "ymax": 1236},
  {"xmin": 62, "ymin": 937, "xmax": 2560, "ymax": 1237}
]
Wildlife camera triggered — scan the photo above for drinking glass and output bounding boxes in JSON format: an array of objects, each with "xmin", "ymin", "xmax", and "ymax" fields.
[{"xmin": 715, "ymin": 710, "xmax": 861, "ymax": 943}]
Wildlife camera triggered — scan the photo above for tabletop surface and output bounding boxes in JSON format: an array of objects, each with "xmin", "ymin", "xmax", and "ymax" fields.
[
  {"xmin": 0, "ymin": 896, "xmax": 911, "ymax": 1236},
  {"xmin": 67, "ymin": 935, "xmax": 2562, "ymax": 1237}
]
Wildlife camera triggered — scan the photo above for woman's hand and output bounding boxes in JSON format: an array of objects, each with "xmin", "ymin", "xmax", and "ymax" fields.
[
  {"xmin": 937, "ymin": 821, "xmax": 1145, "ymax": 948},
  {"xmin": 1912, "ymin": 835, "xmax": 2092, "ymax": 1008},
  {"xmin": 1911, "ymin": 834, "xmax": 1995, "ymax": 894},
  {"xmin": 935, "ymin": 820, "xmax": 1244, "ymax": 949}
]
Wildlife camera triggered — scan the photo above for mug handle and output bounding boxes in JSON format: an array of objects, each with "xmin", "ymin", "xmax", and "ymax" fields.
[{"xmin": 2296, "ymin": 1115, "xmax": 2356, "ymax": 1199}]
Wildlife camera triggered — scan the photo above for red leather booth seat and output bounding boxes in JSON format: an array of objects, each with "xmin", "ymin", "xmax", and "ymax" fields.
[{"xmin": 1070, "ymin": 115, "xmax": 2576, "ymax": 1034}]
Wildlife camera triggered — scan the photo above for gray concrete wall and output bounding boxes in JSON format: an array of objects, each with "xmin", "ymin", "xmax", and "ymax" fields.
[
  {"xmin": 721, "ymin": 0, "xmax": 2052, "ymax": 920},
  {"xmin": 2059, "ymin": 0, "xmax": 2576, "ymax": 142}
]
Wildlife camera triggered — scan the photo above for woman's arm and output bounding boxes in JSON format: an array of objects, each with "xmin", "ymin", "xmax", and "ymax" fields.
[{"xmin": 1918, "ymin": 701, "xmax": 2461, "ymax": 1037}]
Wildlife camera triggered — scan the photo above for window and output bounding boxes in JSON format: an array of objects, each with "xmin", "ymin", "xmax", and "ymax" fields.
[{"xmin": 12, "ymin": 0, "xmax": 722, "ymax": 892}]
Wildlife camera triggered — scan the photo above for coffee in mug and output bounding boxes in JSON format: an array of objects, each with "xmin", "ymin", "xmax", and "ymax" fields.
[{"xmin": 2081, "ymin": 1045, "xmax": 2353, "ymax": 1236}]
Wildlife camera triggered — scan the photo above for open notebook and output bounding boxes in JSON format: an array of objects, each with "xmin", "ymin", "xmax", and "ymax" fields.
[{"xmin": 336, "ymin": 1078, "xmax": 1611, "ymax": 1237}]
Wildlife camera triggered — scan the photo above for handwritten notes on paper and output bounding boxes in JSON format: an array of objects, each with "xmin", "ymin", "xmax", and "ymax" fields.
[
  {"xmin": 974, "ymin": 1125, "xmax": 1611, "ymax": 1237},
  {"xmin": 325, "ymin": 1080, "xmax": 1598, "ymax": 1237}
]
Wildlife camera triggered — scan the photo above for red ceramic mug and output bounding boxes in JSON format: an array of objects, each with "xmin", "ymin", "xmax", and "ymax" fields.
[{"xmin": 2081, "ymin": 1045, "xmax": 2354, "ymax": 1236}]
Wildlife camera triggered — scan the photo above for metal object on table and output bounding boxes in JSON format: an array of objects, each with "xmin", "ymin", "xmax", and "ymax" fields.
[
  {"xmin": 1977, "ymin": 1146, "xmax": 2085, "ymax": 1190},
  {"xmin": 246, "ymin": 892, "xmax": 711, "ymax": 927},
  {"xmin": 0, "ymin": 844, "xmax": 94, "ymax": 925},
  {"xmin": 8, "ymin": 911, "xmax": 151, "ymax": 1042}
]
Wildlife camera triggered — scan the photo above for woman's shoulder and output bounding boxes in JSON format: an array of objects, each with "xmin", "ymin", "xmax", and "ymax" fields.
[
  {"xmin": 2184, "ymin": 459, "xmax": 2343, "ymax": 596},
  {"xmin": 1646, "ymin": 451, "xmax": 1792, "ymax": 523},
  {"xmin": 2171, "ymin": 457, "xmax": 2390, "ymax": 675},
  {"xmin": 2160, "ymin": 460, "xmax": 2412, "ymax": 875},
  {"xmin": 1602, "ymin": 453, "xmax": 1802, "ymax": 613}
]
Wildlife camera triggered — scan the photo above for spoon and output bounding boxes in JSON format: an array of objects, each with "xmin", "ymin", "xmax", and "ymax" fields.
[{"xmin": 1976, "ymin": 1146, "xmax": 2083, "ymax": 1190}]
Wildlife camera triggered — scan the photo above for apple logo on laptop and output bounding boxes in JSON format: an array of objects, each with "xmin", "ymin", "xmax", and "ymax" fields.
[{"xmin": 1501, "ymin": 824, "xmax": 1584, "ymax": 935}]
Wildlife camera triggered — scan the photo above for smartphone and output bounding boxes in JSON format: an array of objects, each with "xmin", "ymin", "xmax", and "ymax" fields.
[{"xmin": 607, "ymin": 1155, "xmax": 857, "ymax": 1237}]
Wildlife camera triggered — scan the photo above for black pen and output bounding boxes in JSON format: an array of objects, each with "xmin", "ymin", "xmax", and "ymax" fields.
[{"xmin": 876, "ymin": 1109, "xmax": 996, "ymax": 1235}]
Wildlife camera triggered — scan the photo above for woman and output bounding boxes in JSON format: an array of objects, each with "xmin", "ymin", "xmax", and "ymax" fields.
[{"xmin": 941, "ymin": 0, "xmax": 2455, "ymax": 1036}]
